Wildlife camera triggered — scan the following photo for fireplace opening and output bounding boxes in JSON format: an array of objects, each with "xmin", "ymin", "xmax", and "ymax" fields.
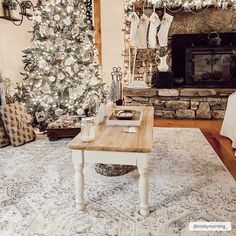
[
  {"xmin": 172, "ymin": 33, "xmax": 236, "ymax": 88},
  {"xmin": 185, "ymin": 46, "xmax": 236, "ymax": 87}
]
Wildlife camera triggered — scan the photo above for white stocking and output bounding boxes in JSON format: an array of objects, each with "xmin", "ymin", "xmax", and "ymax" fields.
[
  {"xmin": 148, "ymin": 12, "xmax": 161, "ymax": 49},
  {"xmin": 127, "ymin": 12, "xmax": 140, "ymax": 47},
  {"xmin": 136, "ymin": 14, "xmax": 149, "ymax": 49},
  {"xmin": 157, "ymin": 13, "xmax": 174, "ymax": 47}
]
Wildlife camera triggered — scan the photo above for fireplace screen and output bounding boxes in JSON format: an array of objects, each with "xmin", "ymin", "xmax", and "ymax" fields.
[{"xmin": 185, "ymin": 47, "xmax": 236, "ymax": 87}]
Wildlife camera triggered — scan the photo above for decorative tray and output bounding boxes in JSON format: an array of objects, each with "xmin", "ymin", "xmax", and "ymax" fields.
[
  {"xmin": 106, "ymin": 109, "xmax": 142, "ymax": 127},
  {"xmin": 113, "ymin": 110, "xmax": 135, "ymax": 120}
]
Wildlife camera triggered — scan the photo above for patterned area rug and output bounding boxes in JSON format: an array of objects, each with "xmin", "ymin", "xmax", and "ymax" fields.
[{"xmin": 0, "ymin": 128, "xmax": 235, "ymax": 236}]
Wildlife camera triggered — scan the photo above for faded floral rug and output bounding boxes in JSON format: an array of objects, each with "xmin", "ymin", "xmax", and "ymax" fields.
[{"xmin": 0, "ymin": 128, "xmax": 235, "ymax": 236}]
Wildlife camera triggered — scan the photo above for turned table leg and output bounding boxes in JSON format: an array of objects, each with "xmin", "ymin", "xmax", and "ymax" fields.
[
  {"xmin": 137, "ymin": 155, "xmax": 150, "ymax": 217},
  {"xmin": 72, "ymin": 151, "xmax": 84, "ymax": 210}
]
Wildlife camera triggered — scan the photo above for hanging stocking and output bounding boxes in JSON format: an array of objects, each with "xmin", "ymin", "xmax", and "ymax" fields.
[{"xmin": 157, "ymin": 13, "xmax": 173, "ymax": 47}]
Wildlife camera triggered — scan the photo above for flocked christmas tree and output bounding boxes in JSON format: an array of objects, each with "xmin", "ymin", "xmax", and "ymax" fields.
[{"xmin": 15, "ymin": 0, "xmax": 106, "ymax": 120}]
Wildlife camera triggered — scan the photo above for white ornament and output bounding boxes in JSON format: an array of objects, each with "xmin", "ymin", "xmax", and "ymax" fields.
[
  {"xmin": 66, "ymin": 67, "xmax": 73, "ymax": 76},
  {"xmin": 83, "ymin": 42, "xmax": 90, "ymax": 51},
  {"xmin": 77, "ymin": 86, "xmax": 84, "ymax": 96},
  {"xmin": 65, "ymin": 57, "xmax": 75, "ymax": 66},
  {"xmin": 65, "ymin": 58, "xmax": 71, "ymax": 66},
  {"xmin": 91, "ymin": 76, "xmax": 98, "ymax": 84},
  {"xmin": 76, "ymin": 108, "xmax": 84, "ymax": 116},
  {"xmin": 60, "ymin": 46, "xmax": 66, "ymax": 52},
  {"xmin": 55, "ymin": 38, "xmax": 63, "ymax": 47},
  {"xmin": 78, "ymin": 70, "xmax": 89, "ymax": 79},
  {"xmin": 34, "ymin": 15, "xmax": 42, "ymax": 22},
  {"xmin": 73, "ymin": 64, "xmax": 79, "ymax": 72},
  {"xmin": 44, "ymin": 5, "xmax": 50, "ymax": 12},
  {"xmin": 54, "ymin": 15, "xmax": 60, "ymax": 21},
  {"xmin": 48, "ymin": 28, "xmax": 54, "ymax": 35},
  {"xmin": 38, "ymin": 59, "xmax": 47, "ymax": 68},
  {"xmin": 49, "ymin": 76, "xmax": 56, "ymax": 82},
  {"xmin": 55, "ymin": 108, "xmax": 64, "ymax": 116},
  {"xmin": 42, "ymin": 84, "xmax": 50, "ymax": 94},
  {"xmin": 66, "ymin": 6, "xmax": 73, "ymax": 12},
  {"xmin": 58, "ymin": 73, "xmax": 65, "ymax": 80},
  {"xmin": 64, "ymin": 17, "xmax": 72, "ymax": 26},
  {"xmin": 69, "ymin": 88, "xmax": 76, "ymax": 100}
]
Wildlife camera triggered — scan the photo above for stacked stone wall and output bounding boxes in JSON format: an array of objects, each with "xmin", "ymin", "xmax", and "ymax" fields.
[{"xmin": 124, "ymin": 88, "xmax": 236, "ymax": 119}]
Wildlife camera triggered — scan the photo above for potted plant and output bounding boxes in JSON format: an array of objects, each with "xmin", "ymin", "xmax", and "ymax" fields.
[{"xmin": 2, "ymin": 0, "xmax": 18, "ymax": 19}]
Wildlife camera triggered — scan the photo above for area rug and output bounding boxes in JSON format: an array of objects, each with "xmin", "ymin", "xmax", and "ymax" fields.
[{"xmin": 0, "ymin": 128, "xmax": 235, "ymax": 236}]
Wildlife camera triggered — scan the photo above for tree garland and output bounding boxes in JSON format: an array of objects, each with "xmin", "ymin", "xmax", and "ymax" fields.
[{"xmin": 125, "ymin": 0, "xmax": 236, "ymax": 10}]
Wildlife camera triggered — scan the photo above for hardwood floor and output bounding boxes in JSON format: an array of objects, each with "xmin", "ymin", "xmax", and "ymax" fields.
[{"xmin": 154, "ymin": 119, "xmax": 236, "ymax": 180}]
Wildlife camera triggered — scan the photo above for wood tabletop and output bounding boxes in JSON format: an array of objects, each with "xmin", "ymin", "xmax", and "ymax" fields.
[{"xmin": 68, "ymin": 106, "xmax": 154, "ymax": 153}]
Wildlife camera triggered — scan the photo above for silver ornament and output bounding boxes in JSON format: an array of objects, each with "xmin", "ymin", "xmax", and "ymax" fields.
[
  {"xmin": 76, "ymin": 108, "xmax": 84, "ymax": 116},
  {"xmin": 49, "ymin": 76, "xmax": 56, "ymax": 82},
  {"xmin": 58, "ymin": 73, "xmax": 65, "ymax": 80},
  {"xmin": 64, "ymin": 17, "xmax": 72, "ymax": 26},
  {"xmin": 54, "ymin": 15, "xmax": 60, "ymax": 21},
  {"xmin": 55, "ymin": 108, "xmax": 64, "ymax": 116}
]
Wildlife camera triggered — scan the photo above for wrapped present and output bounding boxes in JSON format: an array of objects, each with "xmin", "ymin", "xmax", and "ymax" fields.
[
  {"xmin": 46, "ymin": 116, "xmax": 81, "ymax": 141},
  {"xmin": 0, "ymin": 137, "xmax": 10, "ymax": 148},
  {"xmin": 0, "ymin": 126, "xmax": 6, "ymax": 137},
  {"xmin": 47, "ymin": 116, "xmax": 81, "ymax": 129},
  {"xmin": 0, "ymin": 126, "xmax": 10, "ymax": 148},
  {"xmin": 0, "ymin": 102, "xmax": 35, "ymax": 147}
]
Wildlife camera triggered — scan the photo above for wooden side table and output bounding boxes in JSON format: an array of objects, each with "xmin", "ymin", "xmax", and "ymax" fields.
[{"xmin": 68, "ymin": 106, "xmax": 154, "ymax": 217}]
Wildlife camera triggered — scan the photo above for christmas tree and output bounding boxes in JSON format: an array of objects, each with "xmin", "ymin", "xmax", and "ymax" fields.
[{"xmin": 15, "ymin": 0, "xmax": 106, "ymax": 119}]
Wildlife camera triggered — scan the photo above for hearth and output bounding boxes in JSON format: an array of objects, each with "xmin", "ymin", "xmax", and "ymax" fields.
[{"xmin": 172, "ymin": 33, "xmax": 236, "ymax": 88}]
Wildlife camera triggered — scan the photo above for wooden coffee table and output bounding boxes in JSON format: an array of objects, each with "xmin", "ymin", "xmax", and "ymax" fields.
[{"xmin": 68, "ymin": 106, "xmax": 154, "ymax": 217}]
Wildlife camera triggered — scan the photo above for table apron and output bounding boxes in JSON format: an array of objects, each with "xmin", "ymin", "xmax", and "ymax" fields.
[{"xmin": 72, "ymin": 150, "xmax": 148, "ymax": 166}]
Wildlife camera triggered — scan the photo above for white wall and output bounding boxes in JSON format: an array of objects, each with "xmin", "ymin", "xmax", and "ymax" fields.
[
  {"xmin": 0, "ymin": 0, "xmax": 34, "ymax": 88},
  {"xmin": 0, "ymin": 0, "xmax": 124, "ymax": 87},
  {"xmin": 100, "ymin": 0, "xmax": 124, "ymax": 85},
  {"xmin": 0, "ymin": 19, "xmax": 33, "ymax": 87}
]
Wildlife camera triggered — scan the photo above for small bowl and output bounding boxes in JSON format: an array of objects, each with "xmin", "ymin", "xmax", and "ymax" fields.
[{"xmin": 114, "ymin": 110, "xmax": 135, "ymax": 120}]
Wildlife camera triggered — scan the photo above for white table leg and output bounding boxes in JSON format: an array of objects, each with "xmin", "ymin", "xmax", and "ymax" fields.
[
  {"xmin": 72, "ymin": 150, "xmax": 84, "ymax": 210},
  {"xmin": 137, "ymin": 154, "xmax": 149, "ymax": 217}
]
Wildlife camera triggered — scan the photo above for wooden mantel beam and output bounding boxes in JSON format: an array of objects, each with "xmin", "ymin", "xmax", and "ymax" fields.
[{"xmin": 94, "ymin": 0, "xmax": 102, "ymax": 65}]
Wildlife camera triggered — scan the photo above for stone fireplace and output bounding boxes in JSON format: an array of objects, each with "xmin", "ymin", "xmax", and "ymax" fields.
[
  {"xmin": 124, "ymin": 87, "xmax": 236, "ymax": 119},
  {"xmin": 124, "ymin": 8, "xmax": 236, "ymax": 119}
]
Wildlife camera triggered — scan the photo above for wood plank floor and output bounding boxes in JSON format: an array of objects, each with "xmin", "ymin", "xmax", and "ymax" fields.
[{"xmin": 154, "ymin": 119, "xmax": 236, "ymax": 180}]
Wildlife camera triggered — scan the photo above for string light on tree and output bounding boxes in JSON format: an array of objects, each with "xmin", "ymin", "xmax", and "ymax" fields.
[{"xmin": 15, "ymin": 0, "xmax": 107, "ymax": 122}]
